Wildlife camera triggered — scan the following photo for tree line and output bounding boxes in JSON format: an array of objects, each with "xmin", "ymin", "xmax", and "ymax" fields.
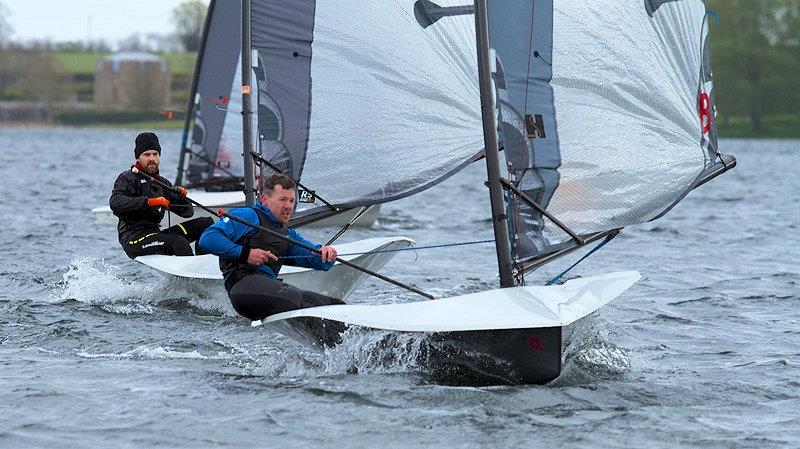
[
  {"xmin": 708, "ymin": 0, "xmax": 800, "ymax": 133},
  {"xmin": 2, "ymin": 1, "xmax": 798, "ymax": 134},
  {"xmin": 0, "ymin": 0, "xmax": 206, "ymax": 104}
]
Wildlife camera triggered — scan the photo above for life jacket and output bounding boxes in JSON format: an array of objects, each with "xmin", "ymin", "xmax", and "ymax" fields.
[{"xmin": 220, "ymin": 207, "xmax": 291, "ymax": 289}]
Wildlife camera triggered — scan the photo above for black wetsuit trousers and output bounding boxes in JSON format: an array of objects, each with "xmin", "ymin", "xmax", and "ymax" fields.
[
  {"xmin": 226, "ymin": 273, "xmax": 345, "ymax": 321},
  {"xmin": 122, "ymin": 217, "xmax": 214, "ymax": 259}
]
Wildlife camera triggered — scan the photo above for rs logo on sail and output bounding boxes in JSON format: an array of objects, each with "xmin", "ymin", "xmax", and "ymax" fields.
[{"xmin": 525, "ymin": 114, "xmax": 546, "ymax": 139}]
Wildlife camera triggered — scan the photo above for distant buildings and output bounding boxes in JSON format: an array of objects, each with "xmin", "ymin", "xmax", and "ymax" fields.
[{"xmin": 94, "ymin": 52, "xmax": 171, "ymax": 110}]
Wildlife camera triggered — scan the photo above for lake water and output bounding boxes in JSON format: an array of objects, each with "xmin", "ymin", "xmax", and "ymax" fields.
[{"xmin": 0, "ymin": 127, "xmax": 798, "ymax": 448}]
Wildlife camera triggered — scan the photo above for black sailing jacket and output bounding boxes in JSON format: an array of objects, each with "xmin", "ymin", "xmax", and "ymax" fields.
[{"xmin": 109, "ymin": 168, "xmax": 193, "ymax": 245}]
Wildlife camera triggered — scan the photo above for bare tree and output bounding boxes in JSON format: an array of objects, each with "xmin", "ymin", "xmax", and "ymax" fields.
[
  {"xmin": 0, "ymin": 48, "xmax": 66, "ymax": 102},
  {"xmin": 118, "ymin": 33, "xmax": 148, "ymax": 52},
  {"xmin": 171, "ymin": 0, "xmax": 207, "ymax": 52},
  {"xmin": 0, "ymin": 1, "xmax": 13, "ymax": 45}
]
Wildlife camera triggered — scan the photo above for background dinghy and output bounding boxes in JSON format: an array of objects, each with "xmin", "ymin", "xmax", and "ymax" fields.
[{"xmin": 135, "ymin": 236, "xmax": 415, "ymax": 300}]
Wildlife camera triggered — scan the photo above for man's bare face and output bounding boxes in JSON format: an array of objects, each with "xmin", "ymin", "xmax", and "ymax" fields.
[
  {"xmin": 137, "ymin": 150, "xmax": 160, "ymax": 174},
  {"xmin": 261, "ymin": 186, "xmax": 295, "ymax": 224}
]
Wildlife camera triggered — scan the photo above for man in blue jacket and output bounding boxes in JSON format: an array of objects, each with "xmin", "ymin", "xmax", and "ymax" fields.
[{"xmin": 199, "ymin": 174, "xmax": 344, "ymax": 321}]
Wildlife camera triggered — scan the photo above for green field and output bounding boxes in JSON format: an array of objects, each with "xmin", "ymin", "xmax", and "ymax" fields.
[
  {"xmin": 717, "ymin": 114, "xmax": 800, "ymax": 139},
  {"xmin": 53, "ymin": 51, "xmax": 197, "ymax": 76},
  {"xmin": 45, "ymin": 51, "xmax": 197, "ymax": 111}
]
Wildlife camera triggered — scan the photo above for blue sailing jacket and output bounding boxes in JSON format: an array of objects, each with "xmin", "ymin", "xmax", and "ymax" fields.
[{"xmin": 199, "ymin": 203, "xmax": 334, "ymax": 279}]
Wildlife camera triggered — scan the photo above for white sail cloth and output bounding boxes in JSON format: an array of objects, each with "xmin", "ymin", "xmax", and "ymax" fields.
[{"xmin": 543, "ymin": 1, "xmax": 714, "ymax": 242}]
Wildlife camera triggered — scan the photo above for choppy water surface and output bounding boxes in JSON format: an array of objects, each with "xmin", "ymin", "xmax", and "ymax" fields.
[{"xmin": 0, "ymin": 127, "xmax": 798, "ymax": 448}]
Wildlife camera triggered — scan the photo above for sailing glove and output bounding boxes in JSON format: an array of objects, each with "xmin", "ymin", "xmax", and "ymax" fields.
[
  {"xmin": 147, "ymin": 197, "xmax": 170, "ymax": 208},
  {"xmin": 176, "ymin": 186, "xmax": 188, "ymax": 197}
]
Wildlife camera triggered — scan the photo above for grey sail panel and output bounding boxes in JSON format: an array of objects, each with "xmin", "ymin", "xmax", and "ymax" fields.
[
  {"xmin": 184, "ymin": 0, "xmax": 243, "ymax": 188},
  {"xmin": 250, "ymin": 1, "xmax": 315, "ymax": 183},
  {"xmin": 485, "ymin": 0, "xmax": 731, "ymax": 264},
  {"xmin": 250, "ymin": 0, "xmax": 484, "ymax": 219},
  {"xmin": 486, "ymin": 0, "xmax": 560, "ymax": 262}
]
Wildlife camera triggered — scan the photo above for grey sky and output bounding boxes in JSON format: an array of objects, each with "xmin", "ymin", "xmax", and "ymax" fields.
[{"xmin": 3, "ymin": 0, "xmax": 209, "ymax": 44}]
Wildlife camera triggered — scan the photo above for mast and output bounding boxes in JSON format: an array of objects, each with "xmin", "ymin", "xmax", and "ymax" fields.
[
  {"xmin": 473, "ymin": 0, "xmax": 515, "ymax": 288},
  {"xmin": 241, "ymin": 0, "xmax": 256, "ymax": 206}
]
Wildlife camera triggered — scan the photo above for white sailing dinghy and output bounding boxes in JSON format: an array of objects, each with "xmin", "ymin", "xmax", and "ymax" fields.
[
  {"xmin": 91, "ymin": 0, "xmax": 379, "ymax": 229},
  {"xmin": 103, "ymin": 0, "xmax": 406, "ymax": 297},
  {"xmin": 234, "ymin": 0, "xmax": 736, "ymax": 384},
  {"xmin": 92, "ymin": 191, "xmax": 245, "ymax": 227},
  {"xmin": 137, "ymin": 237, "xmax": 414, "ymax": 300}
]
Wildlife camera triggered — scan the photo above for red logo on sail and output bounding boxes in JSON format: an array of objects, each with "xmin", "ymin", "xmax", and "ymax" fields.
[{"xmin": 698, "ymin": 92, "xmax": 712, "ymax": 133}]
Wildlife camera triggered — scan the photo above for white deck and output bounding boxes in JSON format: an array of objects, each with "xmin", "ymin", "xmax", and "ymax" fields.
[
  {"xmin": 257, "ymin": 271, "xmax": 641, "ymax": 332},
  {"xmin": 136, "ymin": 236, "xmax": 414, "ymax": 300}
]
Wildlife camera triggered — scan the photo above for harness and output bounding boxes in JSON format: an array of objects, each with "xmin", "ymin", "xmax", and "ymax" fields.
[{"xmin": 220, "ymin": 208, "xmax": 291, "ymax": 289}]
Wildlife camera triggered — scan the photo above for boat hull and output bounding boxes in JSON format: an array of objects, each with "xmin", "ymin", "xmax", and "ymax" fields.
[
  {"xmin": 424, "ymin": 325, "xmax": 565, "ymax": 385},
  {"xmin": 275, "ymin": 316, "xmax": 567, "ymax": 385},
  {"xmin": 256, "ymin": 271, "xmax": 641, "ymax": 385}
]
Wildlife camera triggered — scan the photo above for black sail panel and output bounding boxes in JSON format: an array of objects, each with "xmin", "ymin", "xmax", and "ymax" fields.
[{"xmin": 184, "ymin": 0, "xmax": 243, "ymax": 189}]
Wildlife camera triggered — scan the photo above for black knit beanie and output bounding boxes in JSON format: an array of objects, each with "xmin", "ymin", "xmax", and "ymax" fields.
[{"xmin": 134, "ymin": 132, "xmax": 162, "ymax": 159}]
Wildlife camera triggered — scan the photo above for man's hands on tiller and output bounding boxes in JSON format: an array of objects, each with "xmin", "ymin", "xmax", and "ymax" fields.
[
  {"xmin": 247, "ymin": 246, "xmax": 335, "ymax": 266},
  {"xmin": 320, "ymin": 245, "xmax": 337, "ymax": 263},
  {"xmin": 247, "ymin": 248, "xmax": 278, "ymax": 265},
  {"xmin": 147, "ymin": 197, "xmax": 170, "ymax": 208}
]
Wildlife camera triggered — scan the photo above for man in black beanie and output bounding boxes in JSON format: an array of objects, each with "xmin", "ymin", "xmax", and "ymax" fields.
[{"xmin": 110, "ymin": 132, "xmax": 213, "ymax": 258}]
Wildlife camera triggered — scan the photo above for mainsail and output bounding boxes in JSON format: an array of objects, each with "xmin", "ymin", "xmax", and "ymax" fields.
[
  {"xmin": 485, "ymin": 0, "xmax": 734, "ymax": 272},
  {"xmin": 242, "ymin": 0, "xmax": 733, "ymax": 273},
  {"xmin": 249, "ymin": 0, "xmax": 485, "ymax": 221}
]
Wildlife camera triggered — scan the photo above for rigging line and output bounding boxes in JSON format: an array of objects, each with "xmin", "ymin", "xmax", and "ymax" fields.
[
  {"xmin": 523, "ymin": 0, "xmax": 536, "ymax": 113},
  {"xmin": 131, "ymin": 166, "xmax": 435, "ymax": 300},
  {"xmin": 499, "ymin": 177, "xmax": 583, "ymax": 244},
  {"xmin": 325, "ymin": 206, "xmax": 371, "ymax": 246},
  {"xmin": 276, "ymin": 239, "xmax": 496, "ymax": 260},
  {"xmin": 545, "ymin": 232, "xmax": 617, "ymax": 286},
  {"xmin": 248, "ymin": 151, "xmax": 338, "ymax": 212}
]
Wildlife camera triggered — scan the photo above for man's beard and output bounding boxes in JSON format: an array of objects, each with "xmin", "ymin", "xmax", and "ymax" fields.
[{"xmin": 146, "ymin": 163, "xmax": 159, "ymax": 174}]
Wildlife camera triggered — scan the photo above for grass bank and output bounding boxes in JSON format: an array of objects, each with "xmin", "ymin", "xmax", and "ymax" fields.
[
  {"xmin": 717, "ymin": 114, "xmax": 800, "ymax": 139},
  {"xmin": 53, "ymin": 52, "xmax": 197, "ymax": 76},
  {"xmin": 51, "ymin": 110, "xmax": 186, "ymax": 129}
]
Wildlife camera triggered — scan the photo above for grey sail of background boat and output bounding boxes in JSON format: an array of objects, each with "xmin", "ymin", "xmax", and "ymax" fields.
[{"xmin": 176, "ymin": 0, "xmax": 244, "ymax": 191}]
